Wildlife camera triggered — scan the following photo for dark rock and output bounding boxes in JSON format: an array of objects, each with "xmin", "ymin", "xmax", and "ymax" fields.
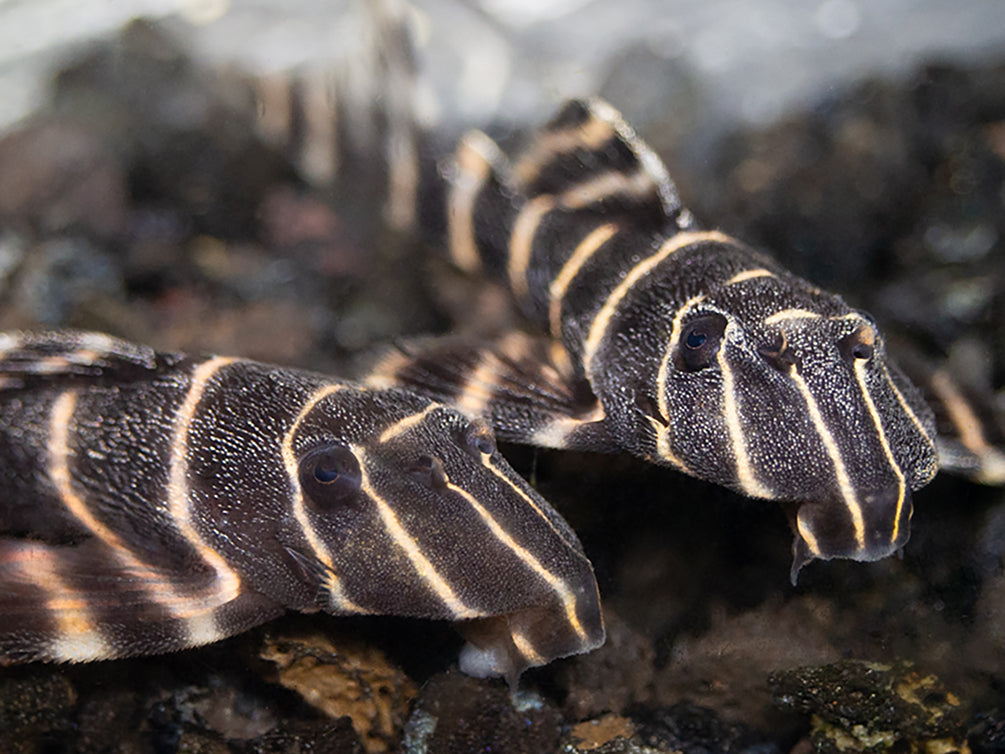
[
  {"xmin": 629, "ymin": 702, "xmax": 781, "ymax": 754},
  {"xmin": 770, "ymin": 660, "xmax": 969, "ymax": 752},
  {"xmin": 0, "ymin": 670, "xmax": 76, "ymax": 752},
  {"xmin": 402, "ymin": 670, "xmax": 562, "ymax": 754}
]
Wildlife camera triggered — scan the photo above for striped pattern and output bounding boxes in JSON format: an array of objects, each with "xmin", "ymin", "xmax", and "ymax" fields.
[
  {"xmin": 372, "ymin": 97, "xmax": 950, "ymax": 579},
  {"xmin": 0, "ymin": 331, "xmax": 603, "ymax": 679}
]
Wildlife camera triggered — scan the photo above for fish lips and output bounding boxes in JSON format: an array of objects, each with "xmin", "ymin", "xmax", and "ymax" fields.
[{"xmin": 789, "ymin": 485, "xmax": 913, "ymax": 584}]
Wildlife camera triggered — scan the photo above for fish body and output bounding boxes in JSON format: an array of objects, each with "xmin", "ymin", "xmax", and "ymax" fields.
[
  {"xmin": 0, "ymin": 331, "xmax": 603, "ymax": 680},
  {"xmin": 370, "ymin": 98, "xmax": 941, "ymax": 579}
]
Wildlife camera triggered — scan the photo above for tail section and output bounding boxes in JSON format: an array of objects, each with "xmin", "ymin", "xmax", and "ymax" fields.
[{"xmin": 443, "ymin": 98, "xmax": 696, "ymax": 319}]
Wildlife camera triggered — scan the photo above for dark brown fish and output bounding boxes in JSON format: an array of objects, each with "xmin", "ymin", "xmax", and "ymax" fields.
[{"xmin": 0, "ymin": 330, "xmax": 603, "ymax": 681}]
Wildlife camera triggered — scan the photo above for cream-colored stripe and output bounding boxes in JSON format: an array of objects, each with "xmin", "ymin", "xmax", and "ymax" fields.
[
  {"xmin": 378, "ymin": 404, "xmax": 437, "ymax": 444},
  {"xmin": 787, "ymin": 364, "xmax": 866, "ymax": 549},
  {"xmin": 445, "ymin": 480, "xmax": 588, "ymax": 642},
  {"xmin": 455, "ymin": 353, "xmax": 502, "ymax": 418},
  {"xmin": 717, "ymin": 343, "xmax": 773, "ymax": 499},
  {"xmin": 167, "ymin": 358, "xmax": 244, "ymax": 614},
  {"xmin": 510, "ymin": 629, "xmax": 547, "ymax": 666},
  {"xmin": 355, "ymin": 446, "xmax": 479, "ymax": 618},
  {"xmin": 363, "ymin": 349, "xmax": 411, "ymax": 390},
  {"xmin": 447, "ymin": 132, "xmax": 498, "ymax": 274},
  {"xmin": 558, "ymin": 169, "xmax": 654, "ymax": 210},
  {"xmin": 929, "ymin": 370, "xmax": 990, "ymax": 458},
  {"xmin": 10, "ymin": 544, "xmax": 111, "ymax": 662},
  {"xmin": 482, "ymin": 454, "xmax": 588, "ymax": 555},
  {"xmin": 548, "ymin": 223, "xmax": 618, "ymax": 340},
  {"xmin": 726, "ymin": 268, "xmax": 774, "ymax": 285},
  {"xmin": 48, "ymin": 391, "xmax": 220, "ymax": 645},
  {"xmin": 643, "ymin": 414, "xmax": 689, "ymax": 473},
  {"xmin": 763, "ymin": 309, "xmax": 823, "ymax": 326},
  {"xmin": 795, "ymin": 519, "xmax": 823, "ymax": 558},
  {"xmin": 929, "ymin": 369, "xmax": 1005, "ymax": 484},
  {"xmin": 528, "ymin": 407, "xmax": 606, "ymax": 451},
  {"xmin": 655, "ymin": 295, "xmax": 706, "ymax": 422},
  {"xmin": 853, "ymin": 360, "xmax": 908, "ymax": 545},
  {"xmin": 280, "ymin": 382, "xmax": 365, "ymax": 613},
  {"xmin": 582, "ymin": 230, "xmax": 732, "ymax": 381},
  {"xmin": 508, "ymin": 195, "xmax": 556, "ymax": 302},
  {"xmin": 880, "ymin": 363, "xmax": 937, "ymax": 477},
  {"xmin": 513, "ymin": 112, "xmax": 615, "ymax": 187}
]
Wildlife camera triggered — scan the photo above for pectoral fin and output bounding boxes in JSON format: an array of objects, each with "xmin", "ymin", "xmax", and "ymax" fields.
[
  {"xmin": 0, "ymin": 537, "xmax": 281, "ymax": 664},
  {"xmin": 365, "ymin": 332, "xmax": 617, "ymax": 452}
]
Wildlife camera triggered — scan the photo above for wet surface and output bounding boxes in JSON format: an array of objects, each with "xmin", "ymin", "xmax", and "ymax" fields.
[{"xmin": 0, "ymin": 15, "xmax": 1003, "ymax": 754}]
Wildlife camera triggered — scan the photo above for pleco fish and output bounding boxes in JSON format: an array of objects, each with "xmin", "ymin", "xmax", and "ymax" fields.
[
  {"xmin": 0, "ymin": 330, "xmax": 604, "ymax": 682},
  {"xmin": 368, "ymin": 98, "xmax": 941, "ymax": 582}
]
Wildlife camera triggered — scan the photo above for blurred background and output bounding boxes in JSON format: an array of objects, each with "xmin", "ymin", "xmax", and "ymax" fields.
[{"xmin": 3, "ymin": 0, "xmax": 1005, "ymax": 134}]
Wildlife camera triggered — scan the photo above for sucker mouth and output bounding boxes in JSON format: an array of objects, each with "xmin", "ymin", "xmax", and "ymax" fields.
[{"xmin": 786, "ymin": 488, "xmax": 913, "ymax": 585}]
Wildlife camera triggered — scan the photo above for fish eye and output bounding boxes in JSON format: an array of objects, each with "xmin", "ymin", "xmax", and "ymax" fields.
[
  {"xmin": 674, "ymin": 313, "xmax": 727, "ymax": 372},
  {"xmin": 299, "ymin": 444, "xmax": 361, "ymax": 511},
  {"xmin": 465, "ymin": 421, "xmax": 497, "ymax": 457},
  {"xmin": 839, "ymin": 325, "xmax": 876, "ymax": 364},
  {"xmin": 408, "ymin": 455, "xmax": 450, "ymax": 489}
]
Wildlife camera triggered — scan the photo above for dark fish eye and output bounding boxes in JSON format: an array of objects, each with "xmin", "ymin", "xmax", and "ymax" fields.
[
  {"xmin": 408, "ymin": 455, "xmax": 449, "ymax": 489},
  {"xmin": 674, "ymin": 313, "xmax": 727, "ymax": 372},
  {"xmin": 299, "ymin": 444, "xmax": 361, "ymax": 511},
  {"xmin": 465, "ymin": 421, "xmax": 497, "ymax": 457},
  {"xmin": 685, "ymin": 331, "xmax": 707, "ymax": 349}
]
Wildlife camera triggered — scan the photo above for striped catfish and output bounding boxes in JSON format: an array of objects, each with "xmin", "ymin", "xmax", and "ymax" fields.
[
  {"xmin": 369, "ymin": 98, "xmax": 943, "ymax": 582},
  {"xmin": 0, "ymin": 331, "xmax": 604, "ymax": 681}
]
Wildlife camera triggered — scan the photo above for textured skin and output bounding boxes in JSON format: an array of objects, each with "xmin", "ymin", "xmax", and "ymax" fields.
[
  {"xmin": 369, "ymin": 99, "xmax": 940, "ymax": 579},
  {"xmin": 0, "ymin": 330, "xmax": 603, "ymax": 679}
]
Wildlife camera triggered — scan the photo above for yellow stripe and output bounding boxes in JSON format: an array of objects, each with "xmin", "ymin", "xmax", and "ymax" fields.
[
  {"xmin": 445, "ymin": 480, "xmax": 588, "ymax": 642},
  {"xmin": 167, "ymin": 358, "xmax": 244, "ymax": 611},
  {"xmin": 363, "ymin": 348, "xmax": 411, "ymax": 390},
  {"xmin": 378, "ymin": 404, "xmax": 437, "ymax": 444},
  {"xmin": 355, "ymin": 447, "xmax": 479, "ymax": 619},
  {"xmin": 50, "ymin": 392, "xmax": 214, "ymax": 639},
  {"xmin": 454, "ymin": 353, "xmax": 502, "ymax": 417},
  {"xmin": 19, "ymin": 547, "xmax": 111, "ymax": 662},
  {"xmin": 280, "ymin": 382, "xmax": 365, "ymax": 613},
  {"xmin": 558, "ymin": 169, "xmax": 655, "ymax": 209},
  {"xmin": 643, "ymin": 414, "xmax": 689, "ymax": 472},
  {"xmin": 50, "ymin": 392, "xmax": 129, "ymax": 555},
  {"xmin": 529, "ymin": 407, "xmax": 606, "ymax": 451},
  {"xmin": 795, "ymin": 518, "xmax": 823, "ymax": 558},
  {"xmin": 582, "ymin": 230, "xmax": 733, "ymax": 380},
  {"xmin": 726, "ymin": 268, "xmax": 774, "ymax": 285},
  {"xmin": 510, "ymin": 629, "xmax": 547, "ymax": 666},
  {"xmin": 763, "ymin": 309, "xmax": 823, "ymax": 326},
  {"xmin": 548, "ymin": 223, "xmax": 618, "ymax": 340},
  {"xmin": 655, "ymin": 295, "xmax": 706, "ymax": 422},
  {"xmin": 787, "ymin": 364, "xmax": 866, "ymax": 549},
  {"xmin": 513, "ymin": 112, "xmax": 615, "ymax": 187},
  {"xmin": 482, "ymin": 455, "xmax": 589, "ymax": 556},
  {"xmin": 880, "ymin": 363, "xmax": 937, "ymax": 480},
  {"xmin": 929, "ymin": 369, "xmax": 1005, "ymax": 484},
  {"xmin": 853, "ymin": 360, "xmax": 908, "ymax": 545},
  {"xmin": 717, "ymin": 343, "xmax": 773, "ymax": 499},
  {"xmin": 6, "ymin": 539, "xmax": 110, "ymax": 661},
  {"xmin": 447, "ymin": 132, "xmax": 497, "ymax": 274},
  {"xmin": 508, "ymin": 195, "xmax": 556, "ymax": 302}
]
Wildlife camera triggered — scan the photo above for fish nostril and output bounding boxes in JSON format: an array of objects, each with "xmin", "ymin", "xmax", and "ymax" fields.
[
  {"xmin": 758, "ymin": 334, "xmax": 798, "ymax": 372},
  {"xmin": 408, "ymin": 455, "xmax": 450, "ymax": 490},
  {"xmin": 839, "ymin": 325, "xmax": 876, "ymax": 364},
  {"xmin": 852, "ymin": 343, "xmax": 874, "ymax": 360}
]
